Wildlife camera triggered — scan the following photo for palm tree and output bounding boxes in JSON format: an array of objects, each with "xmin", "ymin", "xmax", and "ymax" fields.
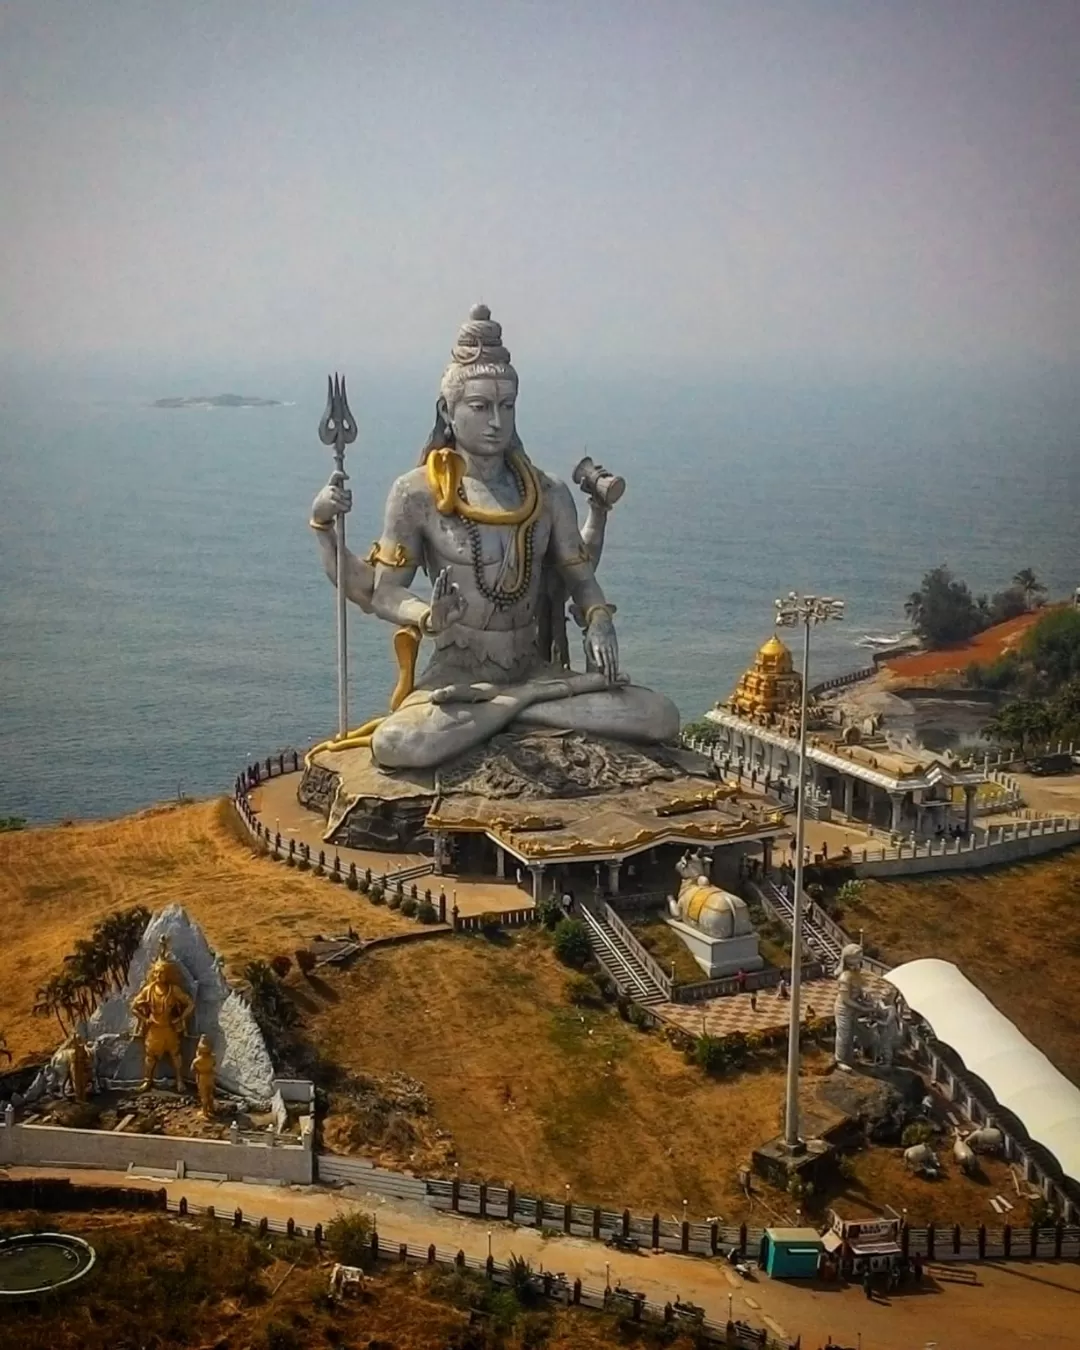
[
  {"xmin": 1013, "ymin": 568, "xmax": 1047, "ymax": 610},
  {"xmin": 33, "ymin": 976, "xmax": 72, "ymax": 1035}
]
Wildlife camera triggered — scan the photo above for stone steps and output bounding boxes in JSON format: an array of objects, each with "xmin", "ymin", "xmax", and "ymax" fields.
[{"xmin": 579, "ymin": 907, "xmax": 668, "ymax": 1005}]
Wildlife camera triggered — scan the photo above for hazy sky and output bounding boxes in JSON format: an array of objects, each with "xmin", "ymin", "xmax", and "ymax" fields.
[{"xmin": 2, "ymin": 1, "xmax": 1078, "ymax": 374}]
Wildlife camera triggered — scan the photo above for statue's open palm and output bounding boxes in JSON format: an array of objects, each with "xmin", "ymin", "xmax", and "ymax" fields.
[{"xmin": 428, "ymin": 567, "xmax": 469, "ymax": 633}]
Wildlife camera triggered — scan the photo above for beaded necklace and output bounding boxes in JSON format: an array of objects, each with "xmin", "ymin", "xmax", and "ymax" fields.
[{"xmin": 458, "ymin": 456, "xmax": 536, "ymax": 609}]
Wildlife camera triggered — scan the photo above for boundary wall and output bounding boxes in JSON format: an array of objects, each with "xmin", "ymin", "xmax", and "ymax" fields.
[{"xmin": 0, "ymin": 1109, "xmax": 314, "ymax": 1186}]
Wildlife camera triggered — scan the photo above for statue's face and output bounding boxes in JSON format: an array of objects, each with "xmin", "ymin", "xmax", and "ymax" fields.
[{"xmin": 448, "ymin": 376, "xmax": 517, "ymax": 459}]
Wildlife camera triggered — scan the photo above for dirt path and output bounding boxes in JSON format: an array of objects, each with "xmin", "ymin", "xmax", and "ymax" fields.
[{"xmin": 10, "ymin": 1166, "xmax": 1080, "ymax": 1349}]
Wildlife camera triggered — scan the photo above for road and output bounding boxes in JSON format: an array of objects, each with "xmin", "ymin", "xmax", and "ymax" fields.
[{"xmin": 8, "ymin": 1166, "xmax": 1080, "ymax": 1349}]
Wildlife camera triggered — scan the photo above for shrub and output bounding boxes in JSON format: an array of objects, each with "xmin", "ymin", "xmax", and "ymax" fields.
[
  {"xmin": 902, "ymin": 1121, "xmax": 936, "ymax": 1148},
  {"xmin": 270, "ymin": 954, "xmax": 292, "ymax": 979},
  {"xmin": 345, "ymin": 871, "xmax": 358, "ymax": 891},
  {"xmin": 835, "ymin": 879, "xmax": 865, "ymax": 907},
  {"xmin": 369, "ymin": 883, "xmax": 385, "ymax": 904},
  {"xmin": 388, "ymin": 890, "xmax": 402, "ymax": 910},
  {"xmin": 297, "ymin": 855, "xmax": 311, "ymax": 872},
  {"xmin": 692, "ymin": 1034, "xmax": 730, "ymax": 1076},
  {"xmin": 478, "ymin": 911, "xmax": 502, "ymax": 936},
  {"xmin": 564, "ymin": 973, "xmax": 605, "ymax": 1008},
  {"xmin": 552, "ymin": 918, "xmax": 591, "ymax": 969},
  {"xmin": 627, "ymin": 1003, "xmax": 652, "ymax": 1031},
  {"xmin": 417, "ymin": 900, "xmax": 438, "ymax": 924},
  {"xmin": 294, "ymin": 949, "xmax": 316, "ymax": 977},
  {"xmin": 837, "ymin": 1154, "xmax": 857, "ymax": 1182},
  {"xmin": 535, "ymin": 895, "xmax": 564, "ymax": 930},
  {"xmin": 357, "ymin": 873, "xmax": 370, "ymax": 893},
  {"xmin": 263, "ymin": 1323, "xmax": 301, "ymax": 1350},
  {"xmin": 325, "ymin": 1211, "xmax": 372, "ymax": 1269},
  {"xmin": 400, "ymin": 896, "xmax": 418, "ymax": 917},
  {"xmin": 505, "ymin": 1253, "xmax": 538, "ymax": 1307}
]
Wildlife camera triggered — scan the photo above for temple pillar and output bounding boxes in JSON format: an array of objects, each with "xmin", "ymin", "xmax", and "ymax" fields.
[
  {"xmin": 890, "ymin": 792, "xmax": 904, "ymax": 833},
  {"xmin": 530, "ymin": 866, "xmax": 544, "ymax": 904},
  {"xmin": 963, "ymin": 784, "xmax": 977, "ymax": 835},
  {"xmin": 607, "ymin": 860, "xmax": 621, "ymax": 895},
  {"xmin": 494, "ymin": 845, "xmax": 505, "ymax": 880},
  {"xmin": 842, "ymin": 776, "xmax": 855, "ymax": 819},
  {"xmin": 761, "ymin": 838, "xmax": 773, "ymax": 876},
  {"xmin": 432, "ymin": 830, "xmax": 446, "ymax": 875}
]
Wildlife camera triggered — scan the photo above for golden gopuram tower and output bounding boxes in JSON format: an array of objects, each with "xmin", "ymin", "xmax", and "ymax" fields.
[{"xmin": 727, "ymin": 634, "xmax": 802, "ymax": 718}]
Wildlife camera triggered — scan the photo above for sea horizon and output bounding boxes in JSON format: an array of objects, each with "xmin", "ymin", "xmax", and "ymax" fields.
[{"xmin": 2, "ymin": 360, "xmax": 1078, "ymax": 824}]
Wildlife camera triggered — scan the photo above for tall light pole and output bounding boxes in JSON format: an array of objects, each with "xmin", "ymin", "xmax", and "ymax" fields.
[{"xmin": 774, "ymin": 592, "xmax": 845, "ymax": 1151}]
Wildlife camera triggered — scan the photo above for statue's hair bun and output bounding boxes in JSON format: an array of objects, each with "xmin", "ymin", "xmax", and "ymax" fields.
[{"xmin": 451, "ymin": 303, "xmax": 511, "ymax": 367}]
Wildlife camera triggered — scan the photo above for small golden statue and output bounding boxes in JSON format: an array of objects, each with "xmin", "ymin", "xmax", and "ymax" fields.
[
  {"xmin": 69, "ymin": 1033, "xmax": 92, "ymax": 1103},
  {"xmin": 191, "ymin": 1035, "xmax": 217, "ymax": 1119},
  {"xmin": 131, "ymin": 936, "xmax": 194, "ymax": 1092}
]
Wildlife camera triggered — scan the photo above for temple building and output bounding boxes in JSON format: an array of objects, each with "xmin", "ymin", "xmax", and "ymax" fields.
[
  {"xmin": 729, "ymin": 634, "xmax": 802, "ymax": 719},
  {"xmin": 701, "ymin": 637, "xmax": 995, "ymax": 839}
]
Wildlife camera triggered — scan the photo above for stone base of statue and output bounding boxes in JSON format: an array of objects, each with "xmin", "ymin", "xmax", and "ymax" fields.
[
  {"xmin": 752, "ymin": 1132, "xmax": 835, "ymax": 1190},
  {"xmin": 665, "ymin": 919, "xmax": 764, "ymax": 980},
  {"xmin": 300, "ymin": 729, "xmax": 781, "ymax": 860}
]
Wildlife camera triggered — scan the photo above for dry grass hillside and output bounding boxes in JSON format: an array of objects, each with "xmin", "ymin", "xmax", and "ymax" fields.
[
  {"xmin": 0, "ymin": 799, "xmax": 414, "ymax": 1063},
  {"xmin": 0, "ymin": 801, "xmax": 1057, "ymax": 1224},
  {"xmin": 307, "ymin": 929, "xmax": 801, "ymax": 1217},
  {"xmin": 844, "ymin": 849, "xmax": 1080, "ymax": 1085}
]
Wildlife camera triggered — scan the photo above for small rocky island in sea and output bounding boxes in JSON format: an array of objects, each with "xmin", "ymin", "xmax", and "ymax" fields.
[{"xmin": 153, "ymin": 393, "xmax": 282, "ymax": 408}]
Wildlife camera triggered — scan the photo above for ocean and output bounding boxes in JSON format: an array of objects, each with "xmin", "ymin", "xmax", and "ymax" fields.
[{"xmin": 2, "ymin": 362, "xmax": 1078, "ymax": 824}]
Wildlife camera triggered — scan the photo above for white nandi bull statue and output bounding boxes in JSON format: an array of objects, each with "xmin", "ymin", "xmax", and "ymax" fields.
[{"xmin": 670, "ymin": 851, "xmax": 755, "ymax": 939}]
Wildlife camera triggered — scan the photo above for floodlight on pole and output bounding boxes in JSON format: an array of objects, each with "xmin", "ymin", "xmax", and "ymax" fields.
[{"xmin": 774, "ymin": 592, "xmax": 845, "ymax": 1152}]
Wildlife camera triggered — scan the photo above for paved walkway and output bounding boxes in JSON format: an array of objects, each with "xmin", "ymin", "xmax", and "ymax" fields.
[
  {"xmin": 10, "ymin": 1165, "xmax": 1080, "ymax": 1350},
  {"xmin": 252, "ymin": 773, "xmax": 536, "ymax": 918},
  {"xmin": 654, "ymin": 981, "xmax": 834, "ymax": 1039}
]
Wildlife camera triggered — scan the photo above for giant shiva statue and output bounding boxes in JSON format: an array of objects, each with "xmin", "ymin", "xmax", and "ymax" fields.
[{"xmin": 310, "ymin": 304, "xmax": 679, "ymax": 770}]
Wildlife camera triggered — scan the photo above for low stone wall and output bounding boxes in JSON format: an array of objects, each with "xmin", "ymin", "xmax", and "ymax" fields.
[
  {"xmin": 0, "ymin": 1116, "xmax": 314, "ymax": 1186},
  {"xmin": 853, "ymin": 817, "xmax": 1080, "ymax": 877}
]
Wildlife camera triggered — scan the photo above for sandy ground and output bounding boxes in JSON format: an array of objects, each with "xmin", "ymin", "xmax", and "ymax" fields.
[
  {"xmin": 883, "ymin": 610, "xmax": 1045, "ymax": 681},
  {"xmin": 9, "ymin": 1166, "xmax": 1079, "ymax": 1350}
]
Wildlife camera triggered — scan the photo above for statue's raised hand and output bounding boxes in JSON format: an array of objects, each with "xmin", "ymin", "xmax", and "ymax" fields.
[
  {"xmin": 584, "ymin": 608, "xmax": 622, "ymax": 684},
  {"xmin": 427, "ymin": 567, "xmax": 469, "ymax": 634},
  {"xmin": 311, "ymin": 470, "xmax": 352, "ymax": 527}
]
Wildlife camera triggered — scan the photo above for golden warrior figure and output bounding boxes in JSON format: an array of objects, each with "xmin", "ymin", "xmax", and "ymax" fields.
[
  {"xmin": 191, "ymin": 1035, "xmax": 217, "ymax": 1119},
  {"xmin": 131, "ymin": 937, "xmax": 195, "ymax": 1091},
  {"xmin": 68, "ymin": 1032, "xmax": 93, "ymax": 1103}
]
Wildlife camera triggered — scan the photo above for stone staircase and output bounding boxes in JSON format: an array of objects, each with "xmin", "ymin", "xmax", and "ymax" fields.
[
  {"xmin": 578, "ymin": 903, "xmax": 669, "ymax": 1006},
  {"xmin": 757, "ymin": 879, "xmax": 844, "ymax": 968}
]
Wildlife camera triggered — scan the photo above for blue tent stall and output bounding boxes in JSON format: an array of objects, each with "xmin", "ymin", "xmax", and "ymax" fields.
[{"xmin": 760, "ymin": 1227, "xmax": 825, "ymax": 1279}]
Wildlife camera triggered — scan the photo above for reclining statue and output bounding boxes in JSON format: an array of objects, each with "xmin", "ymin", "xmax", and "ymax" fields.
[{"xmin": 310, "ymin": 304, "xmax": 679, "ymax": 770}]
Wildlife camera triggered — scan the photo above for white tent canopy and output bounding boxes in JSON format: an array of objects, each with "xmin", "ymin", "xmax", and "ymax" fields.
[{"xmin": 886, "ymin": 958, "xmax": 1080, "ymax": 1186}]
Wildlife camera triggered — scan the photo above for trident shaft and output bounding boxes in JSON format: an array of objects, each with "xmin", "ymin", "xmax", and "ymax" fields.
[{"xmin": 318, "ymin": 373, "xmax": 358, "ymax": 738}]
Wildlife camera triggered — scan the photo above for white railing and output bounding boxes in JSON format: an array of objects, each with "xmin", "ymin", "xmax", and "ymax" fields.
[{"xmin": 602, "ymin": 903, "xmax": 674, "ymax": 999}]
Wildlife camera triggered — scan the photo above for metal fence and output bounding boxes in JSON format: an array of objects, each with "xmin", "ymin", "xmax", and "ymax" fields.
[{"xmin": 162, "ymin": 1193, "xmax": 792, "ymax": 1348}]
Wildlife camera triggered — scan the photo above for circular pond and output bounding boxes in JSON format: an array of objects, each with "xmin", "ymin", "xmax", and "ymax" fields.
[{"xmin": 0, "ymin": 1232, "xmax": 96, "ymax": 1300}]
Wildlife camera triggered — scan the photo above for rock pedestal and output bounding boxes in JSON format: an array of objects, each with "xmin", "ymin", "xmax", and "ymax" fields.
[{"xmin": 83, "ymin": 905, "xmax": 276, "ymax": 1104}]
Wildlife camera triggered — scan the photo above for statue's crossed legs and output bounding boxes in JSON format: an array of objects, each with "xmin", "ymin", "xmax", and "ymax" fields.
[{"xmin": 371, "ymin": 672, "xmax": 679, "ymax": 770}]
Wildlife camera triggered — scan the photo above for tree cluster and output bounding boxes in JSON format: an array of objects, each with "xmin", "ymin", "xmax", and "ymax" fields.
[
  {"xmin": 33, "ymin": 906, "xmax": 151, "ymax": 1034},
  {"xmin": 904, "ymin": 566, "xmax": 1046, "ymax": 650},
  {"xmin": 978, "ymin": 609, "xmax": 1080, "ymax": 753}
]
